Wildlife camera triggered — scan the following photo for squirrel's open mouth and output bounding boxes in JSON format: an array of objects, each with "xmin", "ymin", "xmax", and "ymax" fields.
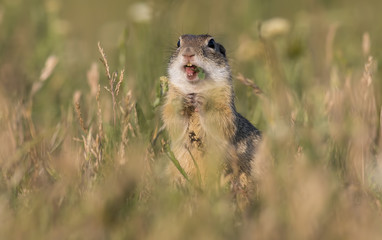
[{"xmin": 184, "ymin": 63, "xmax": 200, "ymax": 81}]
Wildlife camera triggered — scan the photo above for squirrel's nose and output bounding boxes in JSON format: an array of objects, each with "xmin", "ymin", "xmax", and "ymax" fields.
[{"xmin": 182, "ymin": 47, "xmax": 195, "ymax": 62}]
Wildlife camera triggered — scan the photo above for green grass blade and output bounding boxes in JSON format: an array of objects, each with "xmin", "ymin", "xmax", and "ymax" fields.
[{"xmin": 165, "ymin": 144, "xmax": 190, "ymax": 182}]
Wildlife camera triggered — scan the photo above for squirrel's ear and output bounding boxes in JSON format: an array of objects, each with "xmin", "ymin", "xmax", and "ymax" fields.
[
  {"xmin": 218, "ymin": 44, "xmax": 226, "ymax": 57},
  {"xmin": 207, "ymin": 39, "xmax": 215, "ymax": 48}
]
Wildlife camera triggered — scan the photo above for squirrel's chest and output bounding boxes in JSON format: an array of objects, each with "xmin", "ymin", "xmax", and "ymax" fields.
[{"xmin": 185, "ymin": 113, "xmax": 205, "ymax": 149}]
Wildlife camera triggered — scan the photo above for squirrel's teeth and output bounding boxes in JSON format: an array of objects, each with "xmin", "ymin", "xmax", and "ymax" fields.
[{"xmin": 187, "ymin": 63, "xmax": 193, "ymax": 67}]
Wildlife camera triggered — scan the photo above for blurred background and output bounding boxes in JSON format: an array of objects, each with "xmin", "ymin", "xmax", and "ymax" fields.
[
  {"xmin": 1, "ymin": 0, "xmax": 382, "ymax": 239},
  {"xmin": 2, "ymin": 0, "xmax": 382, "ymax": 125}
]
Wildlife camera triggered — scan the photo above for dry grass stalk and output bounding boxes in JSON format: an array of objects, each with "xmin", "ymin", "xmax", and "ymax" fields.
[
  {"xmin": 347, "ymin": 56, "xmax": 377, "ymax": 185},
  {"xmin": 362, "ymin": 32, "xmax": 370, "ymax": 57},
  {"xmin": 31, "ymin": 55, "xmax": 58, "ymax": 98},
  {"xmin": 118, "ymin": 90, "xmax": 137, "ymax": 163},
  {"xmin": 23, "ymin": 107, "xmax": 37, "ymax": 139},
  {"xmin": 81, "ymin": 130, "xmax": 91, "ymax": 160},
  {"xmin": 133, "ymin": 104, "xmax": 141, "ymax": 137},
  {"xmin": 87, "ymin": 63, "xmax": 99, "ymax": 97},
  {"xmin": 361, "ymin": 56, "xmax": 374, "ymax": 86},
  {"xmin": 40, "ymin": 55, "xmax": 59, "ymax": 81},
  {"xmin": 79, "ymin": 126, "xmax": 103, "ymax": 185},
  {"xmin": 98, "ymin": 42, "xmax": 126, "ymax": 126},
  {"xmin": 97, "ymin": 42, "xmax": 111, "ymax": 80},
  {"xmin": 116, "ymin": 69, "xmax": 124, "ymax": 97},
  {"xmin": 124, "ymin": 90, "xmax": 133, "ymax": 113},
  {"xmin": 104, "ymin": 72, "xmax": 117, "ymax": 126},
  {"xmin": 92, "ymin": 134, "xmax": 102, "ymax": 168},
  {"xmin": 236, "ymin": 73, "xmax": 264, "ymax": 96},
  {"xmin": 118, "ymin": 89, "xmax": 138, "ymax": 165},
  {"xmin": 73, "ymin": 91, "xmax": 87, "ymax": 133},
  {"xmin": 125, "ymin": 92, "xmax": 136, "ymax": 135},
  {"xmin": 96, "ymin": 84, "xmax": 103, "ymax": 140},
  {"xmin": 75, "ymin": 102, "xmax": 87, "ymax": 133}
]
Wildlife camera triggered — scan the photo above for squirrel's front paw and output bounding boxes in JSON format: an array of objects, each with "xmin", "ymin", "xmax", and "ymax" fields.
[
  {"xmin": 185, "ymin": 93, "xmax": 196, "ymax": 105},
  {"xmin": 193, "ymin": 94, "xmax": 205, "ymax": 112},
  {"xmin": 185, "ymin": 93, "xmax": 204, "ymax": 112}
]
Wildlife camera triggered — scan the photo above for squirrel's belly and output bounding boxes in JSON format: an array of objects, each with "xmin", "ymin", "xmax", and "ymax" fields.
[
  {"xmin": 185, "ymin": 112, "xmax": 205, "ymax": 150},
  {"xmin": 170, "ymin": 112, "xmax": 207, "ymax": 179}
]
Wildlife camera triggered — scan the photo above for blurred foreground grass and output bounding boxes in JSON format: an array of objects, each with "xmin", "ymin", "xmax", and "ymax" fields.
[{"xmin": 1, "ymin": 0, "xmax": 382, "ymax": 239}]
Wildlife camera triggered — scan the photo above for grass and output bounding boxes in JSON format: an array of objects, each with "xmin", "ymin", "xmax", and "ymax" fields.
[{"xmin": 1, "ymin": 0, "xmax": 382, "ymax": 239}]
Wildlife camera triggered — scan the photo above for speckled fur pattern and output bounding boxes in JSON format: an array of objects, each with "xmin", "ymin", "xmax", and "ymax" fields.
[{"xmin": 162, "ymin": 34, "xmax": 262, "ymax": 201}]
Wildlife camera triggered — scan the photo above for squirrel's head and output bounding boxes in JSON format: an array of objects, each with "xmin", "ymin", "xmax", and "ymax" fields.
[{"xmin": 168, "ymin": 34, "xmax": 231, "ymax": 94}]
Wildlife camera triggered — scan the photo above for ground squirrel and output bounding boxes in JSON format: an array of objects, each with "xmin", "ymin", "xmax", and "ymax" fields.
[{"xmin": 162, "ymin": 34, "xmax": 262, "ymax": 197}]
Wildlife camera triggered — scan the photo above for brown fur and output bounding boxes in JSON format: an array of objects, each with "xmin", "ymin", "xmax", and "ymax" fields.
[
  {"xmin": 163, "ymin": 82, "xmax": 236, "ymax": 182},
  {"xmin": 162, "ymin": 35, "xmax": 262, "ymax": 202}
]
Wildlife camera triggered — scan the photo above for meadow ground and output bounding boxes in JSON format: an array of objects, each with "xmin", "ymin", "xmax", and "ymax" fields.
[{"xmin": 1, "ymin": 0, "xmax": 382, "ymax": 239}]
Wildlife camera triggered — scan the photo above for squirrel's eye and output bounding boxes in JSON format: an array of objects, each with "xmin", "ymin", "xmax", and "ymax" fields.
[
  {"xmin": 207, "ymin": 39, "xmax": 215, "ymax": 49},
  {"xmin": 177, "ymin": 40, "xmax": 180, "ymax": 48}
]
